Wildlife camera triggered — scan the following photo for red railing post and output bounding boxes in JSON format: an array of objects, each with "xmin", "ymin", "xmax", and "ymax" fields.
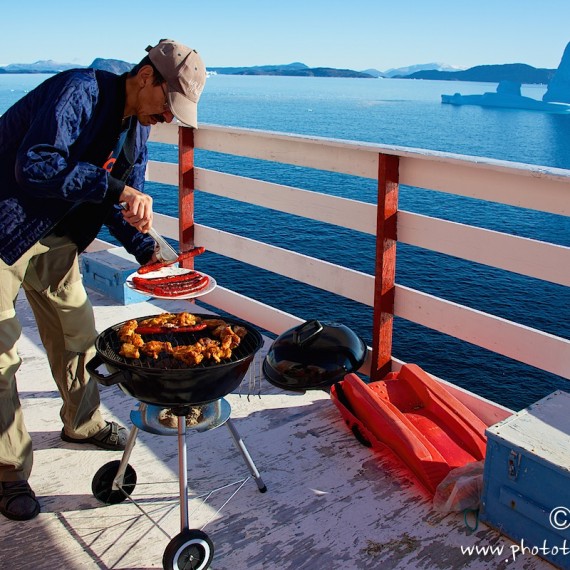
[
  {"xmin": 178, "ymin": 126, "xmax": 196, "ymax": 270},
  {"xmin": 370, "ymin": 153, "xmax": 399, "ymax": 381}
]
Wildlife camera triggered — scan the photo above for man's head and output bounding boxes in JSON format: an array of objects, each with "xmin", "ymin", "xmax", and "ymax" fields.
[
  {"xmin": 146, "ymin": 39, "xmax": 206, "ymax": 128},
  {"xmin": 126, "ymin": 39, "xmax": 206, "ymax": 128}
]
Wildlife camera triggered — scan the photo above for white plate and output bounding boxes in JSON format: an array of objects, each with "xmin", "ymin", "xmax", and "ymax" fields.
[{"xmin": 126, "ymin": 266, "xmax": 216, "ymax": 300}]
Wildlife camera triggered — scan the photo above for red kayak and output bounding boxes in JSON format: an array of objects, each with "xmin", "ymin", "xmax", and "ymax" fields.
[{"xmin": 331, "ymin": 364, "xmax": 487, "ymax": 495}]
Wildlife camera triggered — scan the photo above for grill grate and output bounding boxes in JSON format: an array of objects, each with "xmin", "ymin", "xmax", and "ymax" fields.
[{"xmin": 97, "ymin": 317, "xmax": 262, "ymax": 371}]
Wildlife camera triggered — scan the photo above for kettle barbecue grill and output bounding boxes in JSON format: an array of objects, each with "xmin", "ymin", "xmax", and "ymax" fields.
[{"xmin": 87, "ymin": 313, "xmax": 266, "ymax": 570}]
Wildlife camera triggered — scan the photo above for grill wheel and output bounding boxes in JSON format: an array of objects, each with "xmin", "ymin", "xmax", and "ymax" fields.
[
  {"xmin": 92, "ymin": 460, "xmax": 137, "ymax": 505},
  {"xmin": 162, "ymin": 529, "xmax": 214, "ymax": 570}
]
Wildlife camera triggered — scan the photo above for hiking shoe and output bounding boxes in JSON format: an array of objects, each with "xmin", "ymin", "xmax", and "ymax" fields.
[
  {"xmin": 61, "ymin": 421, "xmax": 127, "ymax": 451},
  {"xmin": 0, "ymin": 480, "xmax": 41, "ymax": 521}
]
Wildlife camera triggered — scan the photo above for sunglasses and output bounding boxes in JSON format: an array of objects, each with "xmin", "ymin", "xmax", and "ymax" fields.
[{"xmin": 151, "ymin": 83, "xmax": 171, "ymax": 123}]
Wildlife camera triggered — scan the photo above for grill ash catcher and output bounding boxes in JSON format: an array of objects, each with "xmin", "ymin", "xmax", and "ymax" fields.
[{"xmin": 87, "ymin": 314, "xmax": 266, "ymax": 570}]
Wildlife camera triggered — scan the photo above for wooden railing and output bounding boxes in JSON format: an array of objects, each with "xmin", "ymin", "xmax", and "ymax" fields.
[{"xmin": 142, "ymin": 122, "xmax": 569, "ymax": 385}]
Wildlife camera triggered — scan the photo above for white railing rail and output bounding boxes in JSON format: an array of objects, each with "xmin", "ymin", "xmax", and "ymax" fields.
[{"xmin": 141, "ymin": 123, "xmax": 570, "ymax": 381}]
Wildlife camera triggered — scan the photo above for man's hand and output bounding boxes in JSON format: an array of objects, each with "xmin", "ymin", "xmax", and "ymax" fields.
[{"xmin": 119, "ymin": 186, "xmax": 153, "ymax": 232}]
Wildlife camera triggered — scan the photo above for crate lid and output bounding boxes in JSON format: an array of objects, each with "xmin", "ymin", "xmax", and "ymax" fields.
[
  {"xmin": 486, "ymin": 390, "xmax": 570, "ymax": 470},
  {"xmin": 82, "ymin": 247, "xmax": 139, "ymax": 271}
]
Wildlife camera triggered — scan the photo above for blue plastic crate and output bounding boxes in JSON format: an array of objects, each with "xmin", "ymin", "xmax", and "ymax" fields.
[
  {"xmin": 481, "ymin": 390, "xmax": 570, "ymax": 569},
  {"xmin": 81, "ymin": 247, "xmax": 150, "ymax": 305}
]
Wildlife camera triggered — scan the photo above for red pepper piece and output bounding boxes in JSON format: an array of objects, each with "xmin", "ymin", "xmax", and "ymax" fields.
[
  {"xmin": 137, "ymin": 247, "xmax": 205, "ymax": 274},
  {"xmin": 177, "ymin": 247, "xmax": 205, "ymax": 262},
  {"xmin": 133, "ymin": 275, "xmax": 207, "ymax": 295},
  {"xmin": 137, "ymin": 260, "xmax": 168, "ymax": 274},
  {"xmin": 135, "ymin": 323, "xmax": 208, "ymax": 334},
  {"xmin": 150, "ymin": 276, "xmax": 209, "ymax": 296},
  {"xmin": 133, "ymin": 275, "xmax": 210, "ymax": 297},
  {"xmin": 149, "ymin": 276, "xmax": 207, "ymax": 289},
  {"xmin": 132, "ymin": 271, "xmax": 201, "ymax": 286}
]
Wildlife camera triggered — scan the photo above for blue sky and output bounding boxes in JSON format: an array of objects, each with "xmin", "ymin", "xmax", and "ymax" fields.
[{"xmin": 3, "ymin": 0, "xmax": 569, "ymax": 71}]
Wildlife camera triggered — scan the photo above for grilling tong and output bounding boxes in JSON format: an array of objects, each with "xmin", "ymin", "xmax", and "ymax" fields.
[{"xmin": 119, "ymin": 202, "xmax": 179, "ymax": 264}]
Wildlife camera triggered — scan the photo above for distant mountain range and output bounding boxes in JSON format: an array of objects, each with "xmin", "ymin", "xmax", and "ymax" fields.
[
  {"xmin": 207, "ymin": 62, "xmax": 373, "ymax": 78},
  {"xmin": 363, "ymin": 62, "xmax": 467, "ymax": 78},
  {"xmin": 0, "ymin": 59, "xmax": 556, "ymax": 85},
  {"xmin": 401, "ymin": 63, "xmax": 555, "ymax": 84},
  {"xmin": 0, "ymin": 58, "xmax": 134, "ymax": 75}
]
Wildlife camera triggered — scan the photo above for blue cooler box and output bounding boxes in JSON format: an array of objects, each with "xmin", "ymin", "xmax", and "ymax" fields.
[
  {"xmin": 481, "ymin": 390, "xmax": 570, "ymax": 569},
  {"xmin": 81, "ymin": 247, "xmax": 151, "ymax": 305}
]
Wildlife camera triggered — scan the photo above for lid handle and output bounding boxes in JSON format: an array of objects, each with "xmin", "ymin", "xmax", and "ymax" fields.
[{"xmin": 293, "ymin": 320, "xmax": 323, "ymax": 346}]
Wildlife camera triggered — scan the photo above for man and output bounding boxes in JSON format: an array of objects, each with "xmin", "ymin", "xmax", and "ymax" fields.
[{"xmin": 0, "ymin": 39, "xmax": 206, "ymax": 521}]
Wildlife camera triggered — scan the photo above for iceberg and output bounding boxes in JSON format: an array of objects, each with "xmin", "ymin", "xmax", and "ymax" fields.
[
  {"xmin": 543, "ymin": 41, "xmax": 570, "ymax": 103},
  {"xmin": 441, "ymin": 80, "xmax": 570, "ymax": 113},
  {"xmin": 442, "ymin": 42, "xmax": 570, "ymax": 114}
]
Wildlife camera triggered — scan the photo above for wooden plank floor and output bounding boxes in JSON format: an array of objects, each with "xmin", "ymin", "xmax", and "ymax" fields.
[{"xmin": 0, "ymin": 289, "xmax": 555, "ymax": 570}]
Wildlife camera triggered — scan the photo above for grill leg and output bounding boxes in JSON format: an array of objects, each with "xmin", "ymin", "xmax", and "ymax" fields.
[
  {"xmin": 225, "ymin": 419, "xmax": 267, "ymax": 493},
  {"xmin": 178, "ymin": 415, "xmax": 189, "ymax": 531},
  {"xmin": 113, "ymin": 424, "xmax": 139, "ymax": 491}
]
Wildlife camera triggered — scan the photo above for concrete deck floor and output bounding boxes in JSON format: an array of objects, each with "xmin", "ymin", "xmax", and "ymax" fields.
[{"xmin": 0, "ymin": 288, "xmax": 556, "ymax": 570}]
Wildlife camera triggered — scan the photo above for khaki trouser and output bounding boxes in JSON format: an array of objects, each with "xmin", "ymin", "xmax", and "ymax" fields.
[{"xmin": 0, "ymin": 234, "xmax": 105, "ymax": 481}]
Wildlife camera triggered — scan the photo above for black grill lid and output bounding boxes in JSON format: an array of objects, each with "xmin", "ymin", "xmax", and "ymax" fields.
[{"xmin": 263, "ymin": 320, "xmax": 367, "ymax": 392}]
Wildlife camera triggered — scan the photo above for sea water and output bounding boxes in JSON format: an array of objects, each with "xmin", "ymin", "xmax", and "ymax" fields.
[{"xmin": 1, "ymin": 73, "xmax": 569, "ymax": 410}]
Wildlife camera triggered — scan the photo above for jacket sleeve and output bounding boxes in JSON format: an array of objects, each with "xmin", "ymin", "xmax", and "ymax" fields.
[
  {"xmin": 13, "ymin": 71, "xmax": 113, "ymax": 204},
  {"xmin": 126, "ymin": 123, "xmax": 150, "ymax": 190},
  {"xmin": 105, "ymin": 125, "xmax": 156, "ymax": 265}
]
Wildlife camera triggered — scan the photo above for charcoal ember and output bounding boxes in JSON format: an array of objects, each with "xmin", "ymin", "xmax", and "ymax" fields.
[{"xmin": 158, "ymin": 407, "xmax": 204, "ymax": 428}]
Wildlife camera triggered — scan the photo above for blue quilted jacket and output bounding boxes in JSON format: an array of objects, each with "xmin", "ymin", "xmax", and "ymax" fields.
[{"xmin": 0, "ymin": 68, "xmax": 155, "ymax": 265}]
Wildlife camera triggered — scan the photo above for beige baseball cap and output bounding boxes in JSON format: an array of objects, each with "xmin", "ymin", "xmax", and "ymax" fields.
[{"xmin": 146, "ymin": 39, "xmax": 206, "ymax": 128}]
